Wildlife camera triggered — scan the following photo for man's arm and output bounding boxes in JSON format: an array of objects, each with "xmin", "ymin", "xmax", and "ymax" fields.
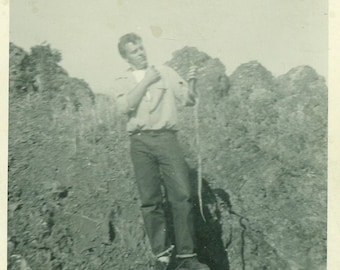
[
  {"xmin": 128, "ymin": 67, "xmax": 161, "ymax": 111},
  {"xmin": 115, "ymin": 66, "xmax": 161, "ymax": 114},
  {"xmin": 126, "ymin": 66, "xmax": 161, "ymax": 111}
]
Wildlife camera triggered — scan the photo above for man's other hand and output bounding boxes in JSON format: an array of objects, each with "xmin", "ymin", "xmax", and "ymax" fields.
[
  {"xmin": 188, "ymin": 66, "xmax": 197, "ymax": 82},
  {"xmin": 188, "ymin": 66, "xmax": 198, "ymax": 101}
]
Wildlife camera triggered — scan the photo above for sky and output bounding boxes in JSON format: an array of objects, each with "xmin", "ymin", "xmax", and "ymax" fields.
[{"xmin": 10, "ymin": 0, "xmax": 328, "ymax": 94}]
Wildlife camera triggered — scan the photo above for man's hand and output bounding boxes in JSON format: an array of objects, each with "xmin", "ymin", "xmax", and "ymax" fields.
[
  {"xmin": 187, "ymin": 66, "xmax": 197, "ymax": 82},
  {"xmin": 143, "ymin": 66, "xmax": 161, "ymax": 86},
  {"xmin": 188, "ymin": 66, "xmax": 198, "ymax": 101}
]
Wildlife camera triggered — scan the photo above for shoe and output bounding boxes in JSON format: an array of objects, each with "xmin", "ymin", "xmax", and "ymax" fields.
[
  {"xmin": 176, "ymin": 257, "xmax": 210, "ymax": 270},
  {"xmin": 154, "ymin": 260, "xmax": 169, "ymax": 270}
]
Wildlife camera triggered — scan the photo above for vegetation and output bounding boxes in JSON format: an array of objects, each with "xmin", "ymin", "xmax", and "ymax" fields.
[{"xmin": 8, "ymin": 43, "xmax": 327, "ymax": 270}]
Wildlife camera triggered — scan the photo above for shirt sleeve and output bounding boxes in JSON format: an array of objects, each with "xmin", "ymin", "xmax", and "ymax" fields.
[
  {"xmin": 113, "ymin": 76, "xmax": 134, "ymax": 115},
  {"xmin": 165, "ymin": 66, "xmax": 196, "ymax": 107}
]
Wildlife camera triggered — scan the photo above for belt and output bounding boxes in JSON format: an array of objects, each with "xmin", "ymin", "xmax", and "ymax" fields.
[{"xmin": 129, "ymin": 129, "xmax": 177, "ymax": 136}]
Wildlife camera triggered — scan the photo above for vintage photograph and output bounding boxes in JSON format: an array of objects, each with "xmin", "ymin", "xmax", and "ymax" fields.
[{"xmin": 7, "ymin": 1, "xmax": 328, "ymax": 269}]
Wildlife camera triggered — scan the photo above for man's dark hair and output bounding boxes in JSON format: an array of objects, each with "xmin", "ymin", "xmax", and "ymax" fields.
[{"xmin": 118, "ymin": 33, "xmax": 142, "ymax": 58}]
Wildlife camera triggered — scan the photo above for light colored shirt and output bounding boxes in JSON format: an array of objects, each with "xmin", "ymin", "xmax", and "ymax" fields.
[{"xmin": 114, "ymin": 65, "xmax": 194, "ymax": 133}]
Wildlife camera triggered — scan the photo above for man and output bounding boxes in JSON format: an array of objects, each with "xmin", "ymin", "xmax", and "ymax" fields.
[{"xmin": 114, "ymin": 33, "xmax": 210, "ymax": 270}]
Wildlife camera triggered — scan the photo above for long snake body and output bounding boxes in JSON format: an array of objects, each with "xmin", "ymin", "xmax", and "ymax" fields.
[{"xmin": 194, "ymin": 93, "xmax": 206, "ymax": 222}]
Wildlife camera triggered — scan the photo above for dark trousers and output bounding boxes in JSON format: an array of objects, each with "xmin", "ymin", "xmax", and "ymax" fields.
[{"xmin": 130, "ymin": 131, "xmax": 196, "ymax": 257}]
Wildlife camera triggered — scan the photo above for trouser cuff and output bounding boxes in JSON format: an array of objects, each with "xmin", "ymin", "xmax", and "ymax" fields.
[
  {"xmin": 176, "ymin": 253, "xmax": 197, "ymax": 259},
  {"xmin": 156, "ymin": 245, "xmax": 175, "ymax": 258}
]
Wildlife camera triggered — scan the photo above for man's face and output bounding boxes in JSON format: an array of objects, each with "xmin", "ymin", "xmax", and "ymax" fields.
[{"xmin": 123, "ymin": 41, "xmax": 148, "ymax": 70}]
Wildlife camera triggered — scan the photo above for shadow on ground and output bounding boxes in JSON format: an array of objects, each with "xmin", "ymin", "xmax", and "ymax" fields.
[{"xmin": 188, "ymin": 168, "xmax": 230, "ymax": 270}]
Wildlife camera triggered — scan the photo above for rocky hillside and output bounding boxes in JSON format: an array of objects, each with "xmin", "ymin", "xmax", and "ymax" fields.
[{"xmin": 8, "ymin": 43, "xmax": 327, "ymax": 270}]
